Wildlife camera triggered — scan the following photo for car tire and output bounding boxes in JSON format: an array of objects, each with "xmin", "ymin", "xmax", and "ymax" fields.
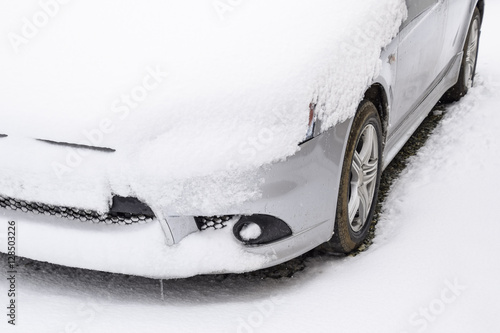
[
  {"xmin": 329, "ymin": 100, "xmax": 383, "ymax": 254},
  {"xmin": 441, "ymin": 8, "xmax": 481, "ymax": 103}
]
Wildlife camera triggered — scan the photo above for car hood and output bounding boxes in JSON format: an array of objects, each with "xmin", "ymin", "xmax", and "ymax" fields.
[{"xmin": 0, "ymin": 0, "xmax": 407, "ymax": 214}]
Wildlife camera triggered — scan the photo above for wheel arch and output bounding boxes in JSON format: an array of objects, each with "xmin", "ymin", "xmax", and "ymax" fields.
[{"xmin": 363, "ymin": 84, "xmax": 389, "ymax": 146}]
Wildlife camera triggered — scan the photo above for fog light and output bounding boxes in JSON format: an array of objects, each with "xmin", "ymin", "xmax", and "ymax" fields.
[{"xmin": 233, "ymin": 215, "xmax": 292, "ymax": 245}]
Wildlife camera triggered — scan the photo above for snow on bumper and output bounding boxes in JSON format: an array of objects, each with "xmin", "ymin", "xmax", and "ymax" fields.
[
  {"xmin": 0, "ymin": 209, "xmax": 272, "ymax": 279},
  {"xmin": 0, "ymin": 207, "xmax": 333, "ymax": 278}
]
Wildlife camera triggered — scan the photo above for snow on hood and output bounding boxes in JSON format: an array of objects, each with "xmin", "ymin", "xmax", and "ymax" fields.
[{"xmin": 0, "ymin": 0, "xmax": 407, "ymax": 214}]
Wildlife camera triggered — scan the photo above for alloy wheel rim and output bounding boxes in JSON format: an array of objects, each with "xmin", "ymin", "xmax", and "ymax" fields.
[{"xmin": 348, "ymin": 124, "xmax": 379, "ymax": 233}]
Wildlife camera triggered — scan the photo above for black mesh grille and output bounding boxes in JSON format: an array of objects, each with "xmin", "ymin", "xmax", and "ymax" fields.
[
  {"xmin": 0, "ymin": 195, "xmax": 154, "ymax": 225},
  {"xmin": 195, "ymin": 215, "xmax": 234, "ymax": 231}
]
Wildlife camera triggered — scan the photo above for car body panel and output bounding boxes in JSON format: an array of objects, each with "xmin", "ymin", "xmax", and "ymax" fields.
[
  {"xmin": 383, "ymin": 0, "xmax": 481, "ymax": 167},
  {"xmin": 391, "ymin": 0, "xmax": 446, "ymax": 130}
]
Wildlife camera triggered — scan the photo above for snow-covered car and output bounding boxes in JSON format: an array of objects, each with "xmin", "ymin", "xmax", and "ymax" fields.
[{"xmin": 0, "ymin": 0, "xmax": 483, "ymax": 278}]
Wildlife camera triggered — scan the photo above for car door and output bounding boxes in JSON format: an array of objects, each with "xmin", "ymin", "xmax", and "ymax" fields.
[
  {"xmin": 390, "ymin": 0, "xmax": 447, "ymax": 130},
  {"xmin": 442, "ymin": 0, "xmax": 475, "ymax": 61}
]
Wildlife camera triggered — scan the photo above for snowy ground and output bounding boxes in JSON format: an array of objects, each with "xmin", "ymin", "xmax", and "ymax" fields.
[{"xmin": 2, "ymin": 2, "xmax": 500, "ymax": 333}]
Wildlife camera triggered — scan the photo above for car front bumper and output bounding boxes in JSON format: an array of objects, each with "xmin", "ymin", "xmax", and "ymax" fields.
[{"xmin": 0, "ymin": 121, "xmax": 351, "ymax": 278}]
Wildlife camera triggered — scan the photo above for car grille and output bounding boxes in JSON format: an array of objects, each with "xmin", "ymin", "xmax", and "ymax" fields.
[
  {"xmin": 0, "ymin": 195, "xmax": 154, "ymax": 225},
  {"xmin": 195, "ymin": 215, "xmax": 234, "ymax": 231}
]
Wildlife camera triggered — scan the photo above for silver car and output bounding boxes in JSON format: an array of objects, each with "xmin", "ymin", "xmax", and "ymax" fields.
[{"xmin": 0, "ymin": 0, "xmax": 484, "ymax": 277}]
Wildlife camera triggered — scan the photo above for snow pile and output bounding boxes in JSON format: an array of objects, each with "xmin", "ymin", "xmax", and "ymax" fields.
[
  {"xmin": 0, "ymin": 1, "xmax": 407, "ymax": 214},
  {"xmin": 0, "ymin": 213, "xmax": 270, "ymax": 278},
  {"xmin": 239, "ymin": 223, "xmax": 262, "ymax": 242}
]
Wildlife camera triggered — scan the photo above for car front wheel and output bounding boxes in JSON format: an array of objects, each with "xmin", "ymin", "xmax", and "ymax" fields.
[{"xmin": 330, "ymin": 100, "xmax": 383, "ymax": 254}]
